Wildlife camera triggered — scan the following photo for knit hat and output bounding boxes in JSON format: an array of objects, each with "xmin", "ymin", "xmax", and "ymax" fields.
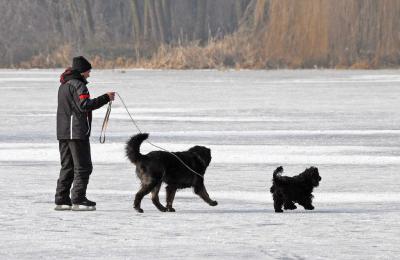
[{"xmin": 72, "ymin": 56, "xmax": 92, "ymax": 73}]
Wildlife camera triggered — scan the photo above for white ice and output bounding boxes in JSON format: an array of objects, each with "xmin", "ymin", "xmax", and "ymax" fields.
[{"xmin": 1, "ymin": 69, "xmax": 400, "ymax": 259}]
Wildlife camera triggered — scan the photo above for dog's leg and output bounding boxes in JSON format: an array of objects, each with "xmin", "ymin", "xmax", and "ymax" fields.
[
  {"xmin": 283, "ymin": 196, "xmax": 297, "ymax": 210},
  {"xmin": 298, "ymin": 197, "xmax": 314, "ymax": 210},
  {"xmin": 194, "ymin": 185, "xmax": 218, "ymax": 206},
  {"xmin": 134, "ymin": 183, "xmax": 157, "ymax": 213},
  {"xmin": 151, "ymin": 182, "xmax": 167, "ymax": 212},
  {"xmin": 166, "ymin": 185, "xmax": 177, "ymax": 212},
  {"xmin": 273, "ymin": 193, "xmax": 284, "ymax": 213},
  {"xmin": 283, "ymin": 201, "xmax": 297, "ymax": 210}
]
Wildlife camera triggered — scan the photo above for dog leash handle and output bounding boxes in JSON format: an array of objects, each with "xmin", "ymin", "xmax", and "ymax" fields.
[{"xmin": 100, "ymin": 101, "xmax": 112, "ymax": 143}]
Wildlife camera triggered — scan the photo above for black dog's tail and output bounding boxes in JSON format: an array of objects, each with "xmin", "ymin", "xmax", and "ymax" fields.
[
  {"xmin": 273, "ymin": 166, "xmax": 283, "ymax": 179},
  {"xmin": 270, "ymin": 166, "xmax": 284, "ymax": 193},
  {"xmin": 126, "ymin": 133, "xmax": 149, "ymax": 164}
]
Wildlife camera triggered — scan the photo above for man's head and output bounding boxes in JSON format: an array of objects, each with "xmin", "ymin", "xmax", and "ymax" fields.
[{"xmin": 72, "ymin": 56, "xmax": 92, "ymax": 79}]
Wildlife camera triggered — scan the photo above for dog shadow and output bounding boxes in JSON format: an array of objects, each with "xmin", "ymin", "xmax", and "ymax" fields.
[
  {"xmin": 179, "ymin": 208, "xmax": 271, "ymax": 214},
  {"xmin": 178, "ymin": 206, "xmax": 397, "ymax": 215}
]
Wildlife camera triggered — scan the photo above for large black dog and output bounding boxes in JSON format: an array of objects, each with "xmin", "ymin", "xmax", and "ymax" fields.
[
  {"xmin": 270, "ymin": 166, "xmax": 321, "ymax": 213},
  {"xmin": 126, "ymin": 133, "xmax": 217, "ymax": 213}
]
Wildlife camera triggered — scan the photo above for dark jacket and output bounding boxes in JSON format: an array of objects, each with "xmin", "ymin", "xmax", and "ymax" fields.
[{"xmin": 57, "ymin": 69, "xmax": 110, "ymax": 140}]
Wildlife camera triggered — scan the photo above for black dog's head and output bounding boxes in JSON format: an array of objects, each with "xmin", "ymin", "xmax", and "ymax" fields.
[
  {"xmin": 303, "ymin": 166, "xmax": 322, "ymax": 187},
  {"xmin": 189, "ymin": 146, "xmax": 212, "ymax": 167}
]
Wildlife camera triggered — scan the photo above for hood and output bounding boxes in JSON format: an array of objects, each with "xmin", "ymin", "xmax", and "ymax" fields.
[{"xmin": 60, "ymin": 67, "xmax": 88, "ymax": 84}]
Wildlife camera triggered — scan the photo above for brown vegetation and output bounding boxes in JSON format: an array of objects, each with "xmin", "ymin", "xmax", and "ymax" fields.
[
  {"xmin": 144, "ymin": 0, "xmax": 400, "ymax": 69},
  {"xmin": 2, "ymin": 0, "xmax": 399, "ymax": 69},
  {"xmin": 258, "ymin": 0, "xmax": 400, "ymax": 69},
  {"xmin": 0, "ymin": 0, "xmax": 248, "ymax": 68}
]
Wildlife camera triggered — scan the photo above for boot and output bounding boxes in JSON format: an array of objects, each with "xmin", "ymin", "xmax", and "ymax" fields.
[
  {"xmin": 72, "ymin": 198, "xmax": 96, "ymax": 211},
  {"xmin": 54, "ymin": 198, "xmax": 72, "ymax": 211}
]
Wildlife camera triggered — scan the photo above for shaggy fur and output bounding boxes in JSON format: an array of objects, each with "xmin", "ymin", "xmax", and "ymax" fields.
[
  {"xmin": 126, "ymin": 133, "xmax": 217, "ymax": 213},
  {"xmin": 270, "ymin": 166, "xmax": 321, "ymax": 213}
]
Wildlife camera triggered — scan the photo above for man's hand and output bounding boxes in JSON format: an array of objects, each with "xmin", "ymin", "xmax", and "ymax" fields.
[{"xmin": 107, "ymin": 92, "xmax": 115, "ymax": 101}]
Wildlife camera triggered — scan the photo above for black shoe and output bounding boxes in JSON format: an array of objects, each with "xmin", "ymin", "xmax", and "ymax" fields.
[
  {"xmin": 72, "ymin": 198, "xmax": 96, "ymax": 211},
  {"xmin": 54, "ymin": 198, "xmax": 72, "ymax": 211}
]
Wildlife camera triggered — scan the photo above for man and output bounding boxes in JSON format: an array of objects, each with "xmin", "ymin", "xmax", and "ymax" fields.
[{"xmin": 55, "ymin": 56, "xmax": 115, "ymax": 211}]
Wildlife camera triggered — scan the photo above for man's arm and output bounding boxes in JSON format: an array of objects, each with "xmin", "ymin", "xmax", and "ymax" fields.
[{"xmin": 74, "ymin": 83, "xmax": 113, "ymax": 112}]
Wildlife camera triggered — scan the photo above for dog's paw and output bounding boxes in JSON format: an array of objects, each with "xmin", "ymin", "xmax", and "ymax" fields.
[
  {"xmin": 274, "ymin": 209, "xmax": 284, "ymax": 213},
  {"xmin": 304, "ymin": 205, "xmax": 315, "ymax": 210},
  {"xmin": 155, "ymin": 205, "xmax": 167, "ymax": 212},
  {"xmin": 134, "ymin": 206, "xmax": 144, "ymax": 213},
  {"xmin": 209, "ymin": 200, "xmax": 218, "ymax": 206},
  {"xmin": 166, "ymin": 207, "xmax": 176, "ymax": 212}
]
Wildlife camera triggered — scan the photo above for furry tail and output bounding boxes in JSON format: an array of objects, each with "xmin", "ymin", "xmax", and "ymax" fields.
[
  {"xmin": 273, "ymin": 166, "xmax": 283, "ymax": 179},
  {"xmin": 270, "ymin": 166, "xmax": 283, "ymax": 193},
  {"xmin": 126, "ymin": 133, "xmax": 149, "ymax": 164}
]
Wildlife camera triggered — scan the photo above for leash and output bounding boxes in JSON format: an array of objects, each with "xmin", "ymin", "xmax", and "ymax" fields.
[
  {"xmin": 100, "ymin": 92, "xmax": 205, "ymax": 179},
  {"xmin": 99, "ymin": 101, "xmax": 112, "ymax": 144}
]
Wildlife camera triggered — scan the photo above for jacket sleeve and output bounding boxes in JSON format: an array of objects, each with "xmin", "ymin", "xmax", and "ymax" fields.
[{"xmin": 74, "ymin": 83, "xmax": 110, "ymax": 112}]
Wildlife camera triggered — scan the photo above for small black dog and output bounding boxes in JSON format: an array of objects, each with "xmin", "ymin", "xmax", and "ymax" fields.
[
  {"xmin": 126, "ymin": 133, "xmax": 217, "ymax": 213},
  {"xmin": 270, "ymin": 166, "xmax": 321, "ymax": 213}
]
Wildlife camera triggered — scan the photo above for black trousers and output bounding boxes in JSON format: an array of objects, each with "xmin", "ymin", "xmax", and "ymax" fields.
[{"xmin": 55, "ymin": 140, "xmax": 93, "ymax": 204}]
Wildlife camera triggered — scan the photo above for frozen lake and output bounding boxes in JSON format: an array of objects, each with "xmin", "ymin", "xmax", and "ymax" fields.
[{"xmin": 1, "ymin": 69, "xmax": 400, "ymax": 259}]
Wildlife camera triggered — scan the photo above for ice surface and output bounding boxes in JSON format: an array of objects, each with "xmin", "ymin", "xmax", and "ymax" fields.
[{"xmin": 1, "ymin": 69, "xmax": 400, "ymax": 259}]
